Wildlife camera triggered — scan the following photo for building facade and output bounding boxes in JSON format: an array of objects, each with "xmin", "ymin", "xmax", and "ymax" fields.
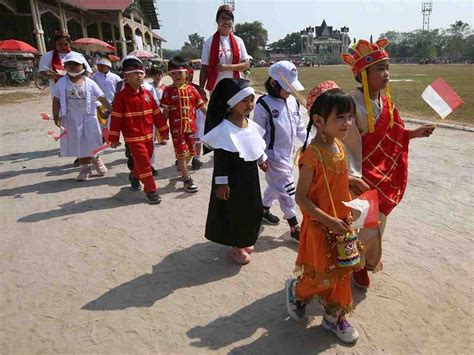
[
  {"xmin": 0, "ymin": 0, "xmax": 166, "ymax": 58},
  {"xmin": 300, "ymin": 20, "xmax": 350, "ymax": 64}
]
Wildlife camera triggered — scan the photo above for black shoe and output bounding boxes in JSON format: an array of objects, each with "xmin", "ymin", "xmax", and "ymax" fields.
[
  {"xmin": 146, "ymin": 191, "xmax": 162, "ymax": 204},
  {"xmin": 183, "ymin": 177, "xmax": 198, "ymax": 193},
  {"xmin": 262, "ymin": 209, "xmax": 280, "ymax": 225},
  {"xmin": 151, "ymin": 166, "xmax": 158, "ymax": 176},
  {"xmin": 290, "ymin": 225, "xmax": 300, "ymax": 243},
  {"xmin": 127, "ymin": 156, "xmax": 134, "ymax": 171},
  {"xmin": 73, "ymin": 158, "xmax": 80, "ymax": 167},
  {"xmin": 125, "ymin": 145, "xmax": 131, "ymax": 158},
  {"xmin": 192, "ymin": 157, "xmax": 203, "ymax": 170},
  {"xmin": 128, "ymin": 173, "xmax": 141, "ymax": 191}
]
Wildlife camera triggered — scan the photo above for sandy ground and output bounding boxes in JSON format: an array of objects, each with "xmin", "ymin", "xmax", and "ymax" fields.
[{"xmin": 0, "ymin": 79, "xmax": 473, "ymax": 354}]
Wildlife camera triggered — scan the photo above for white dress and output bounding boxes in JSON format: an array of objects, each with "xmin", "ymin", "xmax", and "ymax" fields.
[{"xmin": 55, "ymin": 78, "xmax": 103, "ymax": 158}]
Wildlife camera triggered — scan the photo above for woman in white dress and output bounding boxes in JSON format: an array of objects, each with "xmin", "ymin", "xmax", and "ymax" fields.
[{"xmin": 52, "ymin": 52, "xmax": 111, "ymax": 181}]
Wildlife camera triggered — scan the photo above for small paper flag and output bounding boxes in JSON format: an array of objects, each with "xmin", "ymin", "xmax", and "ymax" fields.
[{"xmin": 421, "ymin": 77, "xmax": 464, "ymax": 119}]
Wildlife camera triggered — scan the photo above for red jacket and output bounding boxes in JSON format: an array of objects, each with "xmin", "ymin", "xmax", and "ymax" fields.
[{"xmin": 109, "ymin": 83, "xmax": 167, "ymax": 144}]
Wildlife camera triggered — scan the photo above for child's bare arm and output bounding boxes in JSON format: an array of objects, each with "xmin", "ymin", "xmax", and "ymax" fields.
[
  {"xmin": 296, "ymin": 164, "xmax": 350, "ymax": 235},
  {"xmin": 97, "ymin": 96, "xmax": 111, "ymax": 112},
  {"xmin": 408, "ymin": 124, "xmax": 435, "ymax": 139},
  {"xmin": 52, "ymin": 97, "xmax": 61, "ymax": 127}
]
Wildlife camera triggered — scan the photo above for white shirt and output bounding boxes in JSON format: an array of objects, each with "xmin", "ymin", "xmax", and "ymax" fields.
[
  {"xmin": 39, "ymin": 50, "xmax": 92, "ymax": 95},
  {"xmin": 201, "ymin": 34, "xmax": 249, "ymax": 88},
  {"xmin": 91, "ymin": 70, "xmax": 121, "ymax": 103},
  {"xmin": 253, "ymin": 95, "xmax": 307, "ymax": 166}
]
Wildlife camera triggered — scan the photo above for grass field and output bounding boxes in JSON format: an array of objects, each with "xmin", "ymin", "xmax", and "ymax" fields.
[{"xmin": 249, "ymin": 64, "xmax": 473, "ymax": 125}]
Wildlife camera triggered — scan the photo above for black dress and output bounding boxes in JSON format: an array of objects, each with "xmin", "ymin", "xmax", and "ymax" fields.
[{"xmin": 205, "ymin": 149, "xmax": 263, "ymax": 248}]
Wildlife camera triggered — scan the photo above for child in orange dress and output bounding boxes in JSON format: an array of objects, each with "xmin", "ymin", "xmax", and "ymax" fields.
[{"xmin": 285, "ymin": 81, "xmax": 368, "ymax": 344}]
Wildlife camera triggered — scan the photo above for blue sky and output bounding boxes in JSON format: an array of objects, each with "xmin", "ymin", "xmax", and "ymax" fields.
[{"xmin": 156, "ymin": 0, "xmax": 473, "ymax": 49}]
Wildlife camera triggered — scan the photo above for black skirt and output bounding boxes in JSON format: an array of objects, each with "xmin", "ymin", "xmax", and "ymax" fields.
[{"xmin": 205, "ymin": 149, "xmax": 263, "ymax": 248}]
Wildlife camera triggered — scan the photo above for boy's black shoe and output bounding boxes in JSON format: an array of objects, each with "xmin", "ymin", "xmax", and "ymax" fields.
[
  {"xmin": 192, "ymin": 157, "xmax": 203, "ymax": 170},
  {"xmin": 290, "ymin": 225, "xmax": 300, "ymax": 243},
  {"xmin": 127, "ymin": 156, "xmax": 134, "ymax": 171},
  {"xmin": 151, "ymin": 166, "xmax": 158, "ymax": 176},
  {"xmin": 73, "ymin": 158, "xmax": 80, "ymax": 167},
  {"xmin": 146, "ymin": 191, "xmax": 162, "ymax": 204},
  {"xmin": 128, "ymin": 173, "xmax": 141, "ymax": 191},
  {"xmin": 262, "ymin": 209, "xmax": 280, "ymax": 225}
]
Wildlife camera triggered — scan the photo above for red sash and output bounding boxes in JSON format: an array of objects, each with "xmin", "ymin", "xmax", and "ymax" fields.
[
  {"xmin": 362, "ymin": 96, "xmax": 409, "ymax": 215},
  {"xmin": 52, "ymin": 49, "xmax": 69, "ymax": 83},
  {"xmin": 206, "ymin": 31, "xmax": 240, "ymax": 91}
]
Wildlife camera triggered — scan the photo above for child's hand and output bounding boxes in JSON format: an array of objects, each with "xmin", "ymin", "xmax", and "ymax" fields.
[
  {"xmin": 325, "ymin": 216, "xmax": 350, "ymax": 235},
  {"xmin": 349, "ymin": 177, "xmax": 370, "ymax": 196},
  {"xmin": 216, "ymin": 63, "xmax": 230, "ymax": 72},
  {"xmin": 409, "ymin": 124, "xmax": 435, "ymax": 139},
  {"xmin": 53, "ymin": 116, "xmax": 62, "ymax": 128},
  {"xmin": 110, "ymin": 142, "xmax": 120, "ymax": 148},
  {"xmin": 258, "ymin": 160, "xmax": 269, "ymax": 172},
  {"xmin": 216, "ymin": 184, "xmax": 230, "ymax": 200}
]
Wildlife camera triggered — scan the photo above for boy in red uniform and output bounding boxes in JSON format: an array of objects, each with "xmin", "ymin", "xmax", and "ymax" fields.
[
  {"xmin": 342, "ymin": 39, "xmax": 435, "ymax": 287},
  {"xmin": 159, "ymin": 57, "xmax": 207, "ymax": 192},
  {"xmin": 109, "ymin": 55, "xmax": 166, "ymax": 204}
]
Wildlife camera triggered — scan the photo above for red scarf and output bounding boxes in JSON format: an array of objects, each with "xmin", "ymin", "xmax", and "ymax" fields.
[
  {"xmin": 362, "ymin": 96, "xmax": 410, "ymax": 216},
  {"xmin": 52, "ymin": 49, "xmax": 69, "ymax": 83},
  {"xmin": 206, "ymin": 31, "xmax": 240, "ymax": 91}
]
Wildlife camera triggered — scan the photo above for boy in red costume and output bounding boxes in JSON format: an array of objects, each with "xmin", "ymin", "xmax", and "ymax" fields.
[
  {"xmin": 342, "ymin": 39, "xmax": 435, "ymax": 288},
  {"xmin": 159, "ymin": 57, "xmax": 207, "ymax": 192},
  {"xmin": 109, "ymin": 55, "xmax": 166, "ymax": 204}
]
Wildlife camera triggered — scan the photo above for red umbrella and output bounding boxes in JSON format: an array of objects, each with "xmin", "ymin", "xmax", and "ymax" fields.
[
  {"xmin": 72, "ymin": 38, "xmax": 115, "ymax": 53},
  {"xmin": 0, "ymin": 39, "xmax": 40, "ymax": 55},
  {"xmin": 129, "ymin": 49, "xmax": 159, "ymax": 59},
  {"xmin": 108, "ymin": 54, "xmax": 120, "ymax": 62}
]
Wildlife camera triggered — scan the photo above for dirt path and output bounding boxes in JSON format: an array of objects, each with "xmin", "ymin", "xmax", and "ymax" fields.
[{"xmin": 0, "ymin": 88, "xmax": 473, "ymax": 354}]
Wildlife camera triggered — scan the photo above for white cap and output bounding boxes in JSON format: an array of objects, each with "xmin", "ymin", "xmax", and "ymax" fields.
[
  {"xmin": 63, "ymin": 51, "xmax": 88, "ymax": 65},
  {"xmin": 120, "ymin": 55, "xmax": 143, "ymax": 67},
  {"xmin": 97, "ymin": 58, "xmax": 112, "ymax": 67},
  {"xmin": 268, "ymin": 60, "xmax": 304, "ymax": 92}
]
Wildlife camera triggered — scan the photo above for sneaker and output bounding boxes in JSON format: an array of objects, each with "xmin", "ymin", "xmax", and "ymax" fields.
[
  {"xmin": 262, "ymin": 209, "xmax": 280, "ymax": 225},
  {"xmin": 77, "ymin": 165, "xmax": 91, "ymax": 181},
  {"xmin": 352, "ymin": 268, "xmax": 370, "ymax": 289},
  {"xmin": 146, "ymin": 191, "xmax": 162, "ymax": 204},
  {"xmin": 290, "ymin": 225, "xmax": 300, "ymax": 243},
  {"xmin": 227, "ymin": 247, "xmax": 251, "ymax": 265},
  {"xmin": 285, "ymin": 278, "xmax": 306, "ymax": 321},
  {"xmin": 243, "ymin": 245, "xmax": 255, "ymax": 254},
  {"xmin": 151, "ymin": 166, "xmax": 158, "ymax": 176},
  {"xmin": 73, "ymin": 158, "xmax": 80, "ymax": 167},
  {"xmin": 93, "ymin": 157, "xmax": 108, "ymax": 176},
  {"xmin": 321, "ymin": 314, "xmax": 359, "ymax": 344},
  {"xmin": 128, "ymin": 173, "xmax": 141, "ymax": 191},
  {"xmin": 192, "ymin": 157, "xmax": 203, "ymax": 170},
  {"xmin": 183, "ymin": 177, "xmax": 198, "ymax": 193}
]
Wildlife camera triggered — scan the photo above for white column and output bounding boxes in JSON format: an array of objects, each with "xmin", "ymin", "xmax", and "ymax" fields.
[
  {"xmin": 130, "ymin": 12, "xmax": 137, "ymax": 50},
  {"xmin": 117, "ymin": 11, "xmax": 127, "ymax": 57},
  {"xmin": 80, "ymin": 11, "xmax": 88, "ymax": 37},
  {"xmin": 29, "ymin": 0, "xmax": 46, "ymax": 54}
]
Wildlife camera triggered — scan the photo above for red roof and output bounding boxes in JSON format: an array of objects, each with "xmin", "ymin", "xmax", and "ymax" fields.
[{"xmin": 63, "ymin": 1, "xmax": 134, "ymax": 10}]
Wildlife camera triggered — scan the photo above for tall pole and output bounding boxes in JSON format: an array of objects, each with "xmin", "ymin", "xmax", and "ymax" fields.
[{"xmin": 421, "ymin": 0, "xmax": 433, "ymax": 31}]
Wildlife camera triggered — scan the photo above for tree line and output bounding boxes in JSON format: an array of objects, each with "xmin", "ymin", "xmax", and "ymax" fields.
[{"xmin": 163, "ymin": 20, "xmax": 473, "ymax": 63}]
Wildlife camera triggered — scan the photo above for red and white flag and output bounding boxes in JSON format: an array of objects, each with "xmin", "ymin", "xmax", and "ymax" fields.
[
  {"xmin": 342, "ymin": 190, "xmax": 379, "ymax": 229},
  {"xmin": 421, "ymin": 77, "xmax": 464, "ymax": 119},
  {"xmin": 40, "ymin": 112, "xmax": 51, "ymax": 121}
]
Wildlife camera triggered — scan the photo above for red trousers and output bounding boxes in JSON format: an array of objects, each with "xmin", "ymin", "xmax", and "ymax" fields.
[{"xmin": 127, "ymin": 140, "xmax": 156, "ymax": 193}]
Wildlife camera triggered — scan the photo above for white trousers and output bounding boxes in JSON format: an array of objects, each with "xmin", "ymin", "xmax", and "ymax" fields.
[{"xmin": 262, "ymin": 159, "xmax": 297, "ymax": 220}]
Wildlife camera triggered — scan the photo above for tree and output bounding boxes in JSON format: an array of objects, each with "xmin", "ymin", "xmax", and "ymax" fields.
[
  {"xmin": 180, "ymin": 33, "xmax": 204, "ymax": 60},
  {"xmin": 234, "ymin": 21, "xmax": 268, "ymax": 59},
  {"xmin": 268, "ymin": 32, "xmax": 302, "ymax": 54},
  {"xmin": 446, "ymin": 21, "xmax": 472, "ymax": 60}
]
